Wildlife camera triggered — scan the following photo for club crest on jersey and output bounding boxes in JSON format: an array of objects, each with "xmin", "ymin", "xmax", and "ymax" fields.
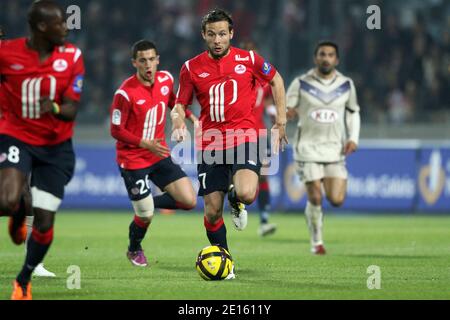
[
  {"xmin": 112, "ymin": 109, "xmax": 121, "ymax": 125},
  {"xmin": 310, "ymin": 109, "xmax": 338, "ymax": 124},
  {"xmin": 72, "ymin": 75, "xmax": 83, "ymax": 93},
  {"xmin": 160, "ymin": 85, "xmax": 169, "ymax": 96},
  {"xmin": 53, "ymin": 59, "xmax": 68, "ymax": 72},
  {"xmin": 262, "ymin": 62, "xmax": 272, "ymax": 75},
  {"xmin": 235, "ymin": 64, "xmax": 246, "ymax": 74}
]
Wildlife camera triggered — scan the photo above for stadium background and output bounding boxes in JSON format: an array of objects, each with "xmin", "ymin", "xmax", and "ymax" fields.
[{"xmin": 1, "ymin": 0, "xmax": 449, "ymax": 212}]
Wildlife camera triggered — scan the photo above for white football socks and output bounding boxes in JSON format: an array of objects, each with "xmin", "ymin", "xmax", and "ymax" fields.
[{"xmin": 304, "ymin": 201, "xmax": 324, "ymax": 246}]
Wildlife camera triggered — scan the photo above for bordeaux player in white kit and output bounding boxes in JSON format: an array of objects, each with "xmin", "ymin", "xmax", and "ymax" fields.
[{"xmin": 286, "ymin": 41, "xmax": 360, "ymax": 254}]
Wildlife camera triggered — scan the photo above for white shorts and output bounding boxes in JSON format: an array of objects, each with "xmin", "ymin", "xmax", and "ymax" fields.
[{"xmin": 295, "ymin": 161, "xmax": 348, "ymax": 183}]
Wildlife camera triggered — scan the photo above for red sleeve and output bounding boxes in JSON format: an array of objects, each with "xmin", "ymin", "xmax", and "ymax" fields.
[
  {"xmin": 168, "ymin": 85, "xmax": 192, "ymax": 118},
  {"xmin": 63, "ymin": 49, "xmax": 85, "ymax": 102},
  {"xmin": 251, "ymin": 51, "xmax": 277, "ymax": 84},
  {"xmin": 175, "ymin": 63, "xmax": 194, "ymax": 106},
  {"xmin": 110, "ymin": 91, "xmax": 141, "ymax": 146}
]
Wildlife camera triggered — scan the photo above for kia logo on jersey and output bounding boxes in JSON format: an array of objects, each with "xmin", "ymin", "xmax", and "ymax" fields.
[
  {"xmin": 235, "ymin": 64, "xmax": 246, "ymax": 74},
  {"xmin": 53, "ymin": 59, "xmax": 68, "ymax": 72},
  {"xmin": 310, "ymin": 109, "xmax": 339, "ymax": 124},
  {"xmin": 160, "ymin": 85, "xmax": 169, "ymax": 96}
]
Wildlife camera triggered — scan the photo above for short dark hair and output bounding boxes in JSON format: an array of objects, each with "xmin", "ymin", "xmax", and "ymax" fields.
[
  {"xmin": 28, "ymin": 0, "xmax": 64, "ymax": 32},
  {"xmin": 201, "ymin": 9, "xmax": 233, "ymax": 32},
  {"xmin": 131, "ymin": 40, "xmax": 157, "ymax": 59},
  {"xmin": 314, "ymin": 41, "xmax": 339, "ymax": 58}
]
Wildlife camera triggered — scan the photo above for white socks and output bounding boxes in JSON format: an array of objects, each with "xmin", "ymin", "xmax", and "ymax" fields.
[{"xmin": 304, "ymin": 201, "xmax": 323, "ymax": 246}]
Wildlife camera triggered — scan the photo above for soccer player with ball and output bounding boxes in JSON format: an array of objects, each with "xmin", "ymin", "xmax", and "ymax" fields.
[{"xmin": 172, "ymin": 9, "xmax": 288, "ymax": 279}]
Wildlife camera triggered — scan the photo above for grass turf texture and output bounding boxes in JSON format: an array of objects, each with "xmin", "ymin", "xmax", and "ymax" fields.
[{"xmin": 1, "ymin": 212, "xmax": 449, "ymax": 300}]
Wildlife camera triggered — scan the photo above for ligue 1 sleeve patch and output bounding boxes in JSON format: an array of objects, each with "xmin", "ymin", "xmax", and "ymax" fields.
[
  {"xmin": 73, "ymin": 75, "xmax": 84, "ymax": 93},
  {"xmin": 112, "ymin": 109, "xmax": 121, "ymax": 125},
  {"xmin": 262, "ymin": 62, "xmax": 272, "ymax": 75}
]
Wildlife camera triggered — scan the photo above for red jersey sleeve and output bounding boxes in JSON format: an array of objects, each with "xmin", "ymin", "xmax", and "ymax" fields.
[
  {"xmin": 251, "ymin": 51, "xmax": 277, "ymax": 84},
  {"xmin": 110, "ymin": 91, "xmax": 141, "ymax": 146},
  {"xmin": 168, "ymin": 84, "xmax": 192, "ymax": 118},
  {"xmin": 63, "ymin": 49, "xmax": 85, "ymax": 102},
  {"xmin": 175, "ymin": 62, "xmax": 194, "ymax": 107}
]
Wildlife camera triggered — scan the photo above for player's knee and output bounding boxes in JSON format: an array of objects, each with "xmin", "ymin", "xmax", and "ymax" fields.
[
  {"xmin": 328, "ymin": 195, "xmax": 345, "ymax": 207},
  {"xmin": 205, "ymin": 205, "xmax": 222, "ymax": 223},
  {"xmin": 132, "ymin": 196, "xmax": 155, "ymax": 219},
  {"xmin": 178, "ymin": 193, "xmax": 197, "ymax": 210},
  {"xmin": 236, "ymin": 186, "xmax": 257, "ymax": 205},
  {"xmin": 184, "ymin": 196, "xmax": 197, "ymax": 210},
  {"xmin": 308, "ymin": 193, "xmax": 322, "ymax": 206}
]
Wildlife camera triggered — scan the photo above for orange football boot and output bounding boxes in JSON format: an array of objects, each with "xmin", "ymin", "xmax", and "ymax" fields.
[{"xmin": 11, "ymin": 281, "xmax": 32, "ymax": 300}]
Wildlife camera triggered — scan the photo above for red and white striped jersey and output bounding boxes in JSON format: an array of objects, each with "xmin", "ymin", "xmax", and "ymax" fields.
[
  {"xmin": 110, "ymin": 72, "xmax": 190, "ymax": 170},
  {"xmin": 176, "ymin": 46, "xmax": 276, "ymax": 150},
  {"xmin": 0, "ymin": 38, "xmax": 84, "ymax": 145}
]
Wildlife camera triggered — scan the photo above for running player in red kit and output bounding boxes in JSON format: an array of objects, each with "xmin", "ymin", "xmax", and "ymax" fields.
[
  {"xmin": 110, "ymin": 40, "xmax": 198, "ymax": 267},
  {"xmin": 172, "ymin": 9, "xmax": 288, "ymax": 279},
  {"xmin": 0, "ymin": 23, "xmax": 56, "ymax": 278},
  {"xmin": 0, "ymin": 1, "xmax": 85, "ymax": 299}
]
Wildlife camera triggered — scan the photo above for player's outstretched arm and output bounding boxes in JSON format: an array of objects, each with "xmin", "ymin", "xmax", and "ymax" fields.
[
  {"xmin": 39, "ymin": 96, "xmax": 78, "ymax": 122},
  {"xmin": 269, "ymin": 71, "xmax": 288, "ymax": 153},
  {"xmin": 171, "ymin": 103, "xmax": 188, "ymax": 142}
]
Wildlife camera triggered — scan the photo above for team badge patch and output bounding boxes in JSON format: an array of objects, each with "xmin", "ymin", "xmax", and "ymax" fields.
[
  {"xmin": 234, "ymin": 64, "xmax": 246, "ymax": 74},
  {"xmin": 53, "ymin": 59, "xmax": 68, "ymax": 72},
  {"xmin": 112, "ymin": 109, "xmax": 121, "ymax": 125},
  {"xmin": 161, "ymin": 85, "xmax": 169, "ymax": 96},
  {"xmin": 262, "ymin": 61, "xmax": 272, "ymax": 75},
  {"xmin": 73, "ymin": 75, "xmax": 84, "ymax": 93}
]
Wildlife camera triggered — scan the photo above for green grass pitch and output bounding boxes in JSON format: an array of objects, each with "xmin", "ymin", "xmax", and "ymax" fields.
[{"xmin": 1, "ymin": 212, "xmax": 449, "ymax": 300}]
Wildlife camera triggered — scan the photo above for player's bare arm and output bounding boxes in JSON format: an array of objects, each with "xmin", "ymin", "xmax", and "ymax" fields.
[
  {"xmin": 269, "ymin": 71, "xmax": 288, "ymax": 153},
  {"xmin": 171, "ymin": 103, "xmax": 187, "ymax": 142},
  {"xmin": 39, "ymin": 96, "xmax": 78, "ymax": 122}
]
